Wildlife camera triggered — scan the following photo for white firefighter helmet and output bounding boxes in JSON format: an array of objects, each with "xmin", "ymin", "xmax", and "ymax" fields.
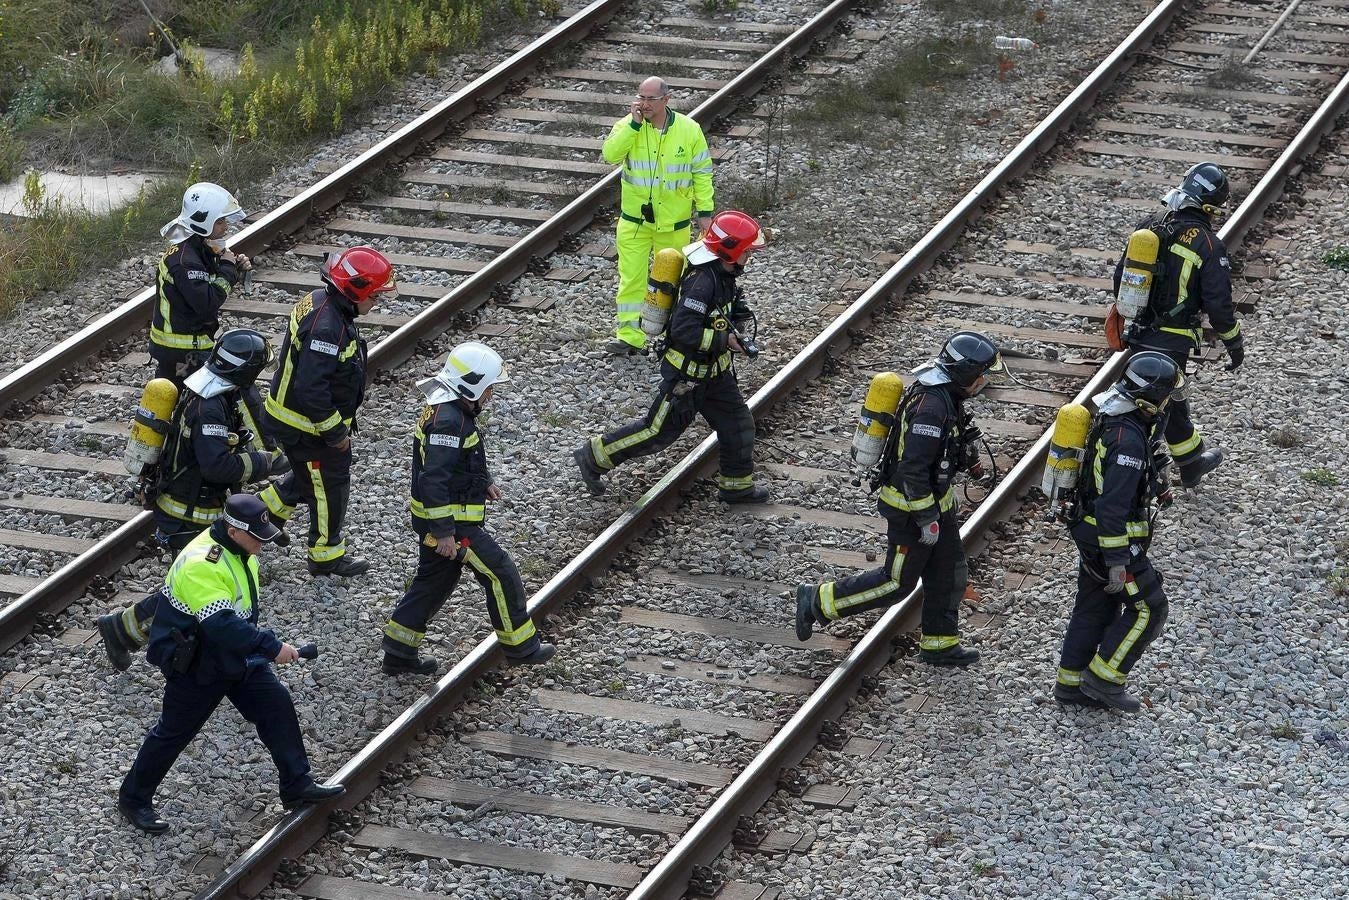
[
  {"xmin": 418, "ymin": 341, "xmax": 511, "ymax": 403},
  {"xmin": 160, "ymin": 182, "xmax": 246, "ymax": 240}
]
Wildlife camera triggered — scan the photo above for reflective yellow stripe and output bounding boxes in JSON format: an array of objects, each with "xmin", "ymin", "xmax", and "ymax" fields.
[
  {"xmin": 597, "ymin": 394, "xmax": 674, "ymax": 463},
  {"xmin": 1159, "ymin": 325, "xmax": 1202, "ymax": 342},
  {"xmin": 662, "ymin": 348, "xmax": 731, "ymax": 379},
  {"xmin": 465, "ymin": 549, "xmax": 536, "ymax": 647},
  {"xmin": 307, "ymin": 462, "xmax": 345, "ymax": 562},
  {"xmin": 338, "ymin": 340, "xmax": 359, "ymax": 362},
  {"xmin": 264, "ymin": 394, "xmax": 345, "ymax": 435},
  {"xmin": 1095, "ymin": 594, "xmax": 1149, "ymax": 682},
  {"xmin": 258, "ymin": 485, "xmax": 294, "ymax": 520},
  {"xmin": 1098, "ymin": 534, "xmax": 1130, "ymax": 549},
  {"xmin": 1168, "ymin": 243, "xmax": 1202, "ymax": 319},
  {"xmin": 382, "ymin": 619, "xmax": 424, "ymax": 649},
  {"xmin": 410, "ymin": 501, "xmax": 486, "ymax": 523},
  {"xmin": 717, "ymin": 474, "xmax": 753, "ymax": 490},
  {"xmin": 879, "ymin": 485, "xmax": 955, "ymax": 513},
  {"xmin": 122, "ymin": 604, "xmax": 149, "ymax": 643},
  {"xmin": 155, "ymin": 494, "xmax": 222, "ymax": 525},
  {"xmin": 920, "ymin": 635, "xmax": 959, "ymax": 651},
  {"xmin": 150, "ymin": 326, "xmax": 215, "ymax": 351},
  {"xmin": 1216, "ymin": 322, "xmax": 1241, "ymax": 341},
  {"xmin": 1057, "ymin": 667, "xmax": 1082, "ymax": 686},
  {"xmin": 1169, "ymin": 432, "xmax": 1202, "ymax": 456},
  {"xmin": 820, "ymin": 545, "xmax": 908, "ymax": 620},
  {"xmin": 698, "ymin": 328, "xmax": 715, "ymax": 353},
  {"xmin": 463, "ymin": 432, "xmax": 480, "ymax": 449}
]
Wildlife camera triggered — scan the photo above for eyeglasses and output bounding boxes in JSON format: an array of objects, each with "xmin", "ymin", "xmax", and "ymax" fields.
[{"xmin": 635, "ymin": 94, "xmax": 668, "ymax": 102}]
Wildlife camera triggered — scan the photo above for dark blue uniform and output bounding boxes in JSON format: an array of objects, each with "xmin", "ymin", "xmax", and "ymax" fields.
[
  {"xmin": 120, "ymin": 524, "xmax": 315, "ymax": 810},
  {"xmin": 149, "ymin": 236, "xmax": 240, "ymax": 383}
]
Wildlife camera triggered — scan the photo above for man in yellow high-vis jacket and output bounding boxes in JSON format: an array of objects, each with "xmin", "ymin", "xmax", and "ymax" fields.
[{"xmin": 601, "ymin": 76, "xmax": 715, "ymax": 355}]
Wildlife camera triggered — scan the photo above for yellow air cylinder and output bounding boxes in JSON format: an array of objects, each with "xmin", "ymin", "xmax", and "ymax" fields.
[
  {"xmin": 1040, "ymin": 403, "xmax": 1092, "ymax": 500},
  {"xmin": 123, "ymin": 378, "xmax": 179, "ymax": 475},
  {"xmin": 850, "ymin": 372, "xmax": 905, "ymax": 468},
  {"xmin": 640, "ymin": 248, "xmax": 686, "ymax": 336},
  {"xmin": 1116, "ymin": 228, "xmax": 1160, "ymax": 321}
]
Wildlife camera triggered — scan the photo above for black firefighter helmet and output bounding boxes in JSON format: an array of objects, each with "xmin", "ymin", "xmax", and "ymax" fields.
[
  {"xmin": 1178, "ymin": 162, "xmax": 1230, "ymax": 213},
  {"xmin": 936, "ymin": 330, "xmax": 1004, "ymax": 389},
  {"xmin": 1117, "ymin": 351, "xmax": 1185, "ymax": 416},
  {"xmin": 206, "ymin": 328, "xmax": 275, "ymax": 388}
]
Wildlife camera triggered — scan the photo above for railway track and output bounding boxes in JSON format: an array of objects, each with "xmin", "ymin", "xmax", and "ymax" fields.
[
  {"xmin": 0, "ymin": 0, "xmax": 874, "ymax": 652},
  {"xmin": 171, "ymin": 1, "xmax": 1346, "ymax": 897},
  {"xmin": 1, "ymin": 0, "xmax": 1346, "ymax": 897}
]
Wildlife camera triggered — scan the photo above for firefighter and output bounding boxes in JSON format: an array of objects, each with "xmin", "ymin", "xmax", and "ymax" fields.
[
  {"xmin": 259, "ymin": 247, "xmax": 395, "ymax": 577},
  {"xmin": 381, "ymin": 343, "xmax": 556, "ymax": 674},
  {"xmin": 794, "ymin": 331, "xmax": 1004, "ymax": 666},
  {"xmin": 1054, "ymin": 352, "xmax": 1183, "ymax": 713},
  {"xmin": 601, "ymin": 75, "xmax": 714, "ymax": 355},
  {"xmin": 150, "ymin": 182, "xmax": 251, "ymax": 384},
  {"xmin": 117, "ymin": 494, "xmax": 345, "ymax": 834},
  {"xmin": 574, "ymin": 210, "xmax": 768, "ymax": 503},
  {"xmin": 1117, "ymin": 161, "xmax": 1243, "ymax": 489},
  {"xmin": 98, "ymin": 329, "xmax": 290, "ymax": 671}
]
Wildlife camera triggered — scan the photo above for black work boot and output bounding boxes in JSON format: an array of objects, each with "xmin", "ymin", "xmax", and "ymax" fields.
[
  {"xmin": 118, "ymin": 800, "xmax": 169, "ymax": 835},
  {"xmin": 795, "ymin": 584, "xmax": 821, "ymax": 642},
  {"xmin": 282, "ymin": 782, "xmax": 346, "ymax": 811},
  {"xmin": 269, "ymin": 515, "xmax": 292, "ymax": 548},
  {"xmin": 382, "ymin": 653, "xmax": 439, "ymax": 676},
  {"xmin": 97, "ymin": 614, "xmax": 134, "ymax": 672},
  {"xmin": 918, "ymin": 644, "xmax": 981, "ymax": 667},
  {"xmin": 1054, "ymin": 682, "xmax": 1109, "ymax": 709},
  {"xmin": 308, "ymin": 556, "xmax": 370, "ymax": 578},
  {"xmin": 1080, "ymin": 670, "xmax": 1141, "ymax": 713},
  {"xmin": 718, "ymin": 484, "xmax": 770, "ymax": 504},
  {"xmin": 506, "ymin": 642, "xmax": 557, "ymax": 667},
  {"xmin": 573, "ymin": 446, "xmax": 606, "ymax": 496},
  {"xmin": 1179, "ymin": 448, "xmax": 1224, "ymax": 488}
]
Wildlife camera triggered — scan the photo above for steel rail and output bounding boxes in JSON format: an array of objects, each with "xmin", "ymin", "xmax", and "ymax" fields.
[
  {"xmin": 0, "ymin": 0, "xmax": 625, "ymax": 414},
  {"xmin": 0, "ymin": 0, "xmax": 858, "ymax": 656},
  {"xmin": 627, "ymin": 50, "xmax": 1349, "ymax": 900},
  {"xmin": 194, "ymin": 7, "xmax": 863, "ymax": 897}
]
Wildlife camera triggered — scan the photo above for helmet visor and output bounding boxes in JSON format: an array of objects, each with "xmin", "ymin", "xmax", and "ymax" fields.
[{"xmin": 260, "ymin": 341, "xmax": 278, "ymax": 376}]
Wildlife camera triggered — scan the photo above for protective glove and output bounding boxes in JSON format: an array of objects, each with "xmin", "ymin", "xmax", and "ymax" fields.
[
  {"xmin": 917, "ymin": 519, "xmax": 940, "ymax": 547},
  {"xmin": 1104, "ymin": 564, "xmax": 1128, "ymax": 594},
  {"xmin": 1223, "ymin": 336, "xmax": 1245, "ymax": 372},
  {"xmin": 268, "ymin": 450, "xmax": 292, "ymax": 476}
]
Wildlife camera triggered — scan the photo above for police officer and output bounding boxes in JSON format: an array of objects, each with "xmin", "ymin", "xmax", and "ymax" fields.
[
  {"xmin": 260, "ymin": 246, "xmax": 395, "ymax": 577},
  {"xmin": 1054, "ymin": 353, "xmax": 1182, "ymax": 713},
  {"xmin": 574, "ymin": 210, "xmax": 768, "ymax": 503},
  {"xmin": 794, "ymin": 332, "xmax": 1003, "ymax": 665},
  {"xmin": 117, "ymin": 494, "xmax": 345, "ymax": 834},
  {"xmin": 602, "ymin": 75, "xmax": 715, "ymax": 355},
  {"xmin": 98, "ymin": 329, "xmax": 290, "ymax": 671},
  {"xmin": 381, "ymin": 343, "xmax": 556, "ymax": 674},
  {"xmin": 1117, "ymin": 161, "xmax": 1243, "ymax": 489},
  {"xmin": 150, "ymin": 182, "xmax": 251, "ymax": 384}
]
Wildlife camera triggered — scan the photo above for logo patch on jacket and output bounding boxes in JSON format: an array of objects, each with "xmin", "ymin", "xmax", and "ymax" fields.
[
  {"xmin": 310, "ymin": 339, "xmax": 339, "ymax": 356},
  {"xmin": 201, "ymin": 424, "xmax": 229, "ymax": 437},
  {"xmin": 912, "ymin": 423, "xmax": 943, "ymax": 439},
  {"xmin": 683, "ymin": 298, "xmax": 708, "ymax": 313},
  {"xmin": 206, "ymin": 545, "xmax": 223, "ymax": 562},
  {"xmin": 1115, "ymin": 454, "xmax": 1144, "ymax": 469},
  {"xmin": 187, "ymin": 270, "xmax": 210, "ymax": 281},
  {"xmin": 428, "ymin": 433, "xmax": 461, "ymax": 448}
]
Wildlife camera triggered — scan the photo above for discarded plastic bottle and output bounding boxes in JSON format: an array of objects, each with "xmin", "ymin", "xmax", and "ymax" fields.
[{"xmin": 994, "ymin": 36, "xmax": 1036, "ymax": 50}]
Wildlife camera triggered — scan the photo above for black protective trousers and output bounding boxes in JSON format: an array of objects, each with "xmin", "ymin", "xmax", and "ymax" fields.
[
  {"xmin": 1057, "ymin": 541, "xmax": 1169, "ymax": 687},
  {"xmin": 259, "ymin": 438, "xmax": 352, "ymax": 567},
  {"xmin": 814, "ymin": 508, "xmax": 966, "ymax": 648},
  {"xmin": 589, "ymin": 365, "xmax": 755, "ymax": 489},
  {"xmin": 1132, "ymin": 347, "xmax": 1206, "ymax": 470},
  {"xmin": 383, "ymin": 524, "xmax": 539, "ymax": 659}
]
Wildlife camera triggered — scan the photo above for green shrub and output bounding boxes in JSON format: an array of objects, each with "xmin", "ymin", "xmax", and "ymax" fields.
[{"xmin": 1324, "ymin": 247, "xmax": 1349, "ymax": 270}]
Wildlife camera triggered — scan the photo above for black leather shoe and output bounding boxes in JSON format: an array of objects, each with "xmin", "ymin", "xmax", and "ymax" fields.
[
  {"xmin": 283, "ymin": 782, "xmax": 346, "ymax": 811},
  {"xmin": 573, "ymin": 447, "xmax": 606, "ymax": 496},
  {"xmin": 118, "ymin": 801, "xmax": 169, "ymax": 834},
  {"xmin": 604, "ymin": 338, "xmax": 643, "ymax": 356},
  {"xmin": 97, "ymin": 614, "xmax": 133, "ymax": 672},
  {"xmin": 918, "ymin": 645, "xmax": 981, "ymax": 667},
  {"xmin": 506, "ymin": 642, "xmax": 557, "ymax": 667},
  {"xmin": 1080, "ymin": 670, "xmax": 1141, "ymax": 713},
  {"xmin": 1054, "ymin": 683, "xmax": 1109, "ymax": 709},
  {"xmin": 382, "ymin": 653, "xmax": 439, "ymax": 676},
  {"xmin": 1179, "ymin": 448, "xmax": 1224, "ymax": 488},
  {"xmin": 718, "ymin": 484, "xmax": 770, "ymax": 504},
  {"xmin": 308, "ymin": 556, "xmax": 370, "ymax": 578},
  {"xmin": 795, "ymin": 584, "xmax": 818, "ymax": 642}
]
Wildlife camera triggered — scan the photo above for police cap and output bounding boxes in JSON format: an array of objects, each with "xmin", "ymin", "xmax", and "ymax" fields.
[{"xmin": 221, "ymin": 493, "xmax": 281, "ymax": 542}]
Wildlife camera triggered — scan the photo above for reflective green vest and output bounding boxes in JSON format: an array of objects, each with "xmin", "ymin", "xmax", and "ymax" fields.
[{"xmin": 602, "ymin": 110, "xmax": 714, "ymax": 231}]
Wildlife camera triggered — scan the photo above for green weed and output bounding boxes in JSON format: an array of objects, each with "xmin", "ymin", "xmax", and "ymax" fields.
[
  {"xmin": 1301, "ymin": 468, "xmax": 1340, "ymax": 487},
  {"xmin": 1324, "ymin": 247, "xmax": 1349, "ymax": 270},
  {"xmin": 1269, "ymin": 724, "xmax": 1299, "ymax": 740},
  {"xmin": 700, "ymin": 0, "xmax": 739, "ymax": 12},
  {"xmin": 1205, "ymin": 55, "xmax": 1259, "ymax": 90},
  {"xmin": 924, "ymin": 0, "xmax": 1025, "ymax": 18}
]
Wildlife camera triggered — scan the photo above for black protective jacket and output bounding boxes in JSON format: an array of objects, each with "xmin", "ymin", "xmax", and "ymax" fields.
[
  {"xmin": 878, "ymin": 382, "xmax": 975, "ymax": 525},
  {"xmin": 1115, "ymin": 209, "xmax": 1241, "ymax": 355},
  {"xmin": 1072, "ymin": 412, "xmax": 1163, "ymax": 566},
  {"xmin": 157, "ymin": 390, "xmax": 274, "ymax": 526},
  {"xmin": 409, "ymin": 399, "xmax": 492, "ymax": 538},
  {"xmin": 264, "ymin": 288, "xmax": 368, "ymax": 447},
  {"xmin": 150, "ymin": 236, "xmax": 239, "ymax": 355},
  {"xmin": 662, "ymin": 261, "xmax": 752, "ymax": 380}
]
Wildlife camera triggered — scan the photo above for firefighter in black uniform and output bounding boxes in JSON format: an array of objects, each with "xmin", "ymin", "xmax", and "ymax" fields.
[
  {"xmin": 150, "ymin": 182, "xmax": 251, "ymax": 384},
  {"xmin": 573, "ymin": 210, "xmax": 769, "ymax": 503},
  {"xmin": 117, "ymin": 494, "xmax": 345, "ymax": 834},
  {"xmin": 1117, "ymin": 161, "xmax": 1243, "ymax": 489},
  {"xmin": 795, "ymin": 331, "xmax": 1003, "ymax": 666},
  {"xmin": 98, "ymin": 329, "xmax": 289, "ymax": 671},
  {"xmin": 381, "ymin": 342, "xmax": 556, "ymax": 674},
  {"xmin": 259, "ymin": 246, "xmax": 395, "ymax": 577},
  {"xmin": 1054, "ymin": 352, "xmax": 1183, "ymax": 713}
]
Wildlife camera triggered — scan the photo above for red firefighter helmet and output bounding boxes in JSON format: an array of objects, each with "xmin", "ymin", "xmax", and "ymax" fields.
[
  {"xmin": 321, "ymin": 246, "xmax": 397, "ymax": 304},
  {"xmin": 702, "ymin": 210, "xmax": 766, "ymax": 265}
]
